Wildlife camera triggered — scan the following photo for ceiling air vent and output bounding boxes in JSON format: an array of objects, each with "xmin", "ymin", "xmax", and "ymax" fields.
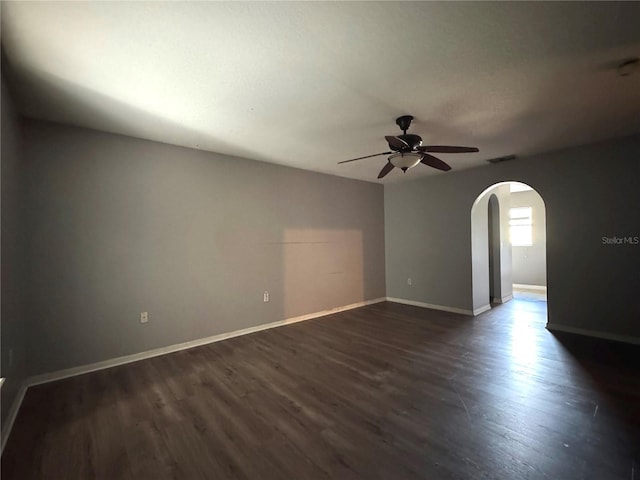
[{"xmin": 486, "ymin": 155, "xmax": 517, "ymax": 164}]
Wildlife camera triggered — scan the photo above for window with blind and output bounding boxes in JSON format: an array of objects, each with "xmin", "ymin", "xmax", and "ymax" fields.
[{"xmin": 510, "ymin": 207, "xmax": 533, "ymax": 246}]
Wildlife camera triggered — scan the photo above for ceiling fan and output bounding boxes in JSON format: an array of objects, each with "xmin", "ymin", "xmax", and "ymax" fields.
[{"xmin": 339, "ymin": 115, "xmax": 479, "ymax": 179}]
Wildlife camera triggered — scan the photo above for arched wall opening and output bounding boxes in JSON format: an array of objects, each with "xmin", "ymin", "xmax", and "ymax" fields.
[
  {"xmin": 487, "ymin": 194, "xmax": 501, "ymax": 303},
  {"xmin": 471, "ymin": 181, "xmax": 547, "ymax": 316}
]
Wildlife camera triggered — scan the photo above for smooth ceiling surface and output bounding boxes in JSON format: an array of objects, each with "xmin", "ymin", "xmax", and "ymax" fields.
[{"xmin": 2, "ymin": 2, "xmax": 640, "ymax": 183}]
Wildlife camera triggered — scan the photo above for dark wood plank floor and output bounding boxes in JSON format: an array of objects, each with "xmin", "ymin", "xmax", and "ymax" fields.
[{"xmin": 2, "ymin": 299, "xmax": 639, "ymax": 479}]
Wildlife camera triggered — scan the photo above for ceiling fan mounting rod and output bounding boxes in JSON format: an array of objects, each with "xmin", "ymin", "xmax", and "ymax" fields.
[{"xmin": 396, "ymin": 115, "xmax": 414, "ymax": 135}]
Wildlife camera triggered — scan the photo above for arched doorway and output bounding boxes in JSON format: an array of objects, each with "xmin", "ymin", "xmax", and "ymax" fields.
[
  {"xmin": 471, "ymin": 181, "xmax": 547, "ymax": 315},
  {"xmin": 488, "ymin": 194, "xmax": 501, "ymax": 304}
]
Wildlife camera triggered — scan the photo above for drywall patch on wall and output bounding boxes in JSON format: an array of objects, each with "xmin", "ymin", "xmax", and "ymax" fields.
[
  {"xmin": 22, "ymin": 120, "xmax": 386, "ymax": 376},
  {"xmin": 282, "ymin": 229, "xmax": 364, "ymax": 319}
]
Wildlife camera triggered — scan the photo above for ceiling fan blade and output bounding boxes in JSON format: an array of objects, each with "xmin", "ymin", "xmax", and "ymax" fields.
[
  {"xmin": 385, "ymin": 136, "xmax": 409, "ymax": 150},
  {"xmin": 378, "ymin": 162, "xmax": 395, "ymax": 179},
  {"xmin": 418, "ymin": 145, "xmax": 479, "ymax": 154},
  {"xmin": 338, "ymin": 151, "xmax": 392, "ymax": 164},
  {"xmin": 420, "ymin": 153, "xmax": 452, "ymax": 171}
]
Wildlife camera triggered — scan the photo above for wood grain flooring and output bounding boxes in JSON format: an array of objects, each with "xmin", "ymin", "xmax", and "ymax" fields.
[{"xmin": 2, "ymin": 299, "xmax": 639, "ymax": 479}]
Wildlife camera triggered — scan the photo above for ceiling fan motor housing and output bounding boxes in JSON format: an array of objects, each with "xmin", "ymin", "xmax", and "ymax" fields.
[
  {"xmin": 391, "ymin": 115, "xmax": 422, "ymax": 151},
  {"xmin": 393, "ymin": 134, "xmax": 423, "ymax": 151}
]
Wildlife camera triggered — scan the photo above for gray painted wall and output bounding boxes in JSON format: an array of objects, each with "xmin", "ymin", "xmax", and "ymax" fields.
[
  {"xmin": 511, "ymin": 189, "xmax": 547, "ymax": 286},
  {"xmin": 385, "ymin": 134, "xmax": 640, "ymax": 338},
  {"xmin": 498, "ymin": 186, "xmax": 513, "ymax": 304},
  {"xmin": 22, "ymin": 120, "xmax": 386, "ymax": 375},
  {"xmin": 488, "ymin": 195, "xmax": 501, "ymax": 301},
  {"xmin": 1, "ymin": 78, "xmax": 29, "ymax": 424},
  {"xmin": 5, "ymin": 105, "xmax": 640, "ymax": 382}
]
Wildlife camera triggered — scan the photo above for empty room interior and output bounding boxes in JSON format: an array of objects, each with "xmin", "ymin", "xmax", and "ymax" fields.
[{"xmin": 1, "ymin": 2, "xmax": 640, "ymax": 479}]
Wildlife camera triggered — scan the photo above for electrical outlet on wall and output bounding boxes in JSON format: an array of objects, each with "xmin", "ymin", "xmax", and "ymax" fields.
[
  {"xmin": 140, "ymin": 312, "xmax": 149, "ymax": 323},
  {"xmin": 263, "ymin": 291, "xmax": 270, "ymax": 303},
  {"xmin": 407, "ymin": 278, "xmax": 413, "ymax": 286}
]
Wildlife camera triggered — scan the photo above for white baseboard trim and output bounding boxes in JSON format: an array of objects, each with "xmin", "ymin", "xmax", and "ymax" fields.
[
  {"xmin": 492, "ymin": 294, "xmax": 513, "ymax": 304},
  {"xmin": 1, "ymin": 297, "xmax": 386, "ymax": 453},
  {"xmin": 28, "ymin": 297, "xmax": 386, "ymax": 388},
  {"xmin": 513, "ymin": 284, "xmax": 547, "ymax": 292},
  {"xmin": 1, "ymin": 381, "xmax": 28, "ymax": 454},
  {"xmin": 386, "ymin": 297, "xmax": 473, "ymax": 316},
  {"xmin": 546, "ymin": 323, "xmax": 640, "ymax": 346},
  {"xmin": 473, "ymin": 304, "xmax": 492, "ymax": 316}
]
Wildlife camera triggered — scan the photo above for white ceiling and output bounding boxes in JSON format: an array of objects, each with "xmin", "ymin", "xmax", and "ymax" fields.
[{"xmin": 2, "ymin": 2, "xmax": 640, "ymax": 183}]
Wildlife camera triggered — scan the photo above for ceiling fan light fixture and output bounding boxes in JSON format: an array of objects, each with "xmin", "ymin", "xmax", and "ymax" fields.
[
  {"xmin": 339, "ymin": 115, "xmax": 477, "ymax": 177},
  {"xmin": 389, "ymin": 152, "xmax": 422, "ymax": 170}
]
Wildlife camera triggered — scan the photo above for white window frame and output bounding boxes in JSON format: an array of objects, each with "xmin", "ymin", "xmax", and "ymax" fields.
[{"xmin": 510, "ymin": 207, "xmax": 533, "ymax": 246}]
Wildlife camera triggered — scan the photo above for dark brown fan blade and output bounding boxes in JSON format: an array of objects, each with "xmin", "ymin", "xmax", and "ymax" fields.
[
  {"xmin": 385, "ymin": 136, "xmax": 409, "ymax": 150},
  {"xmin": 378, "ymin": 161, "xmax": 395, "ymax": 179},
  {"xmin": 420, "ymin": 153, "xmax": 452, "ymax": 171},
  {"xmin": 338, "ymin": 152, "xmax": 392, "ymax": 164},
  {"xmin": 418, "ymin": 145, "xmax": 479, "ymax": 153}
]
